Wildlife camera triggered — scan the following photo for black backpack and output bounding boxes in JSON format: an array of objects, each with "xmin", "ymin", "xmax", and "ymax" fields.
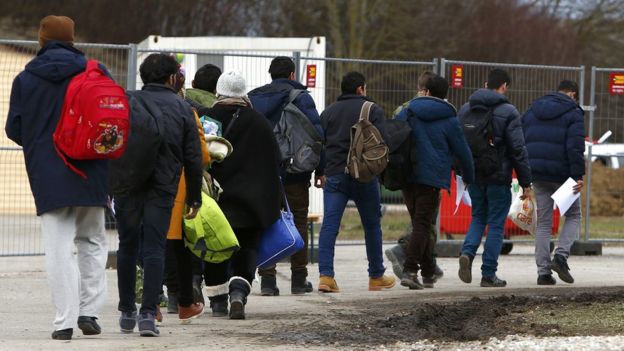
[
  {"xmin": 109, "ymin": 91, "xmax": 163, "ymax": 195},
  {"xmin": 380, "ymin": 119, "xmax": 413, "ymax": 191},
  {"xmin": 459, "ymin": 105, "xmax": 500, "ymax": 177}
]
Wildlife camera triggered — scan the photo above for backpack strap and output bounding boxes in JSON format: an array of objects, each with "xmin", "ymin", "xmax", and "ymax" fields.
[
  {"xmin": 359, "ymin": 101, "xmax": 374, "ymax": 121},
  {"xmin": 223, "ymin": 108, "xmax": 241, "ymax": 138}
]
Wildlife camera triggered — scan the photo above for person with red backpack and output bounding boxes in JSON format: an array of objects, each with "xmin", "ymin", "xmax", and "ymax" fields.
[{"xmin": 5, "ymin": 15, "xmax": 113, "ymax": 341}]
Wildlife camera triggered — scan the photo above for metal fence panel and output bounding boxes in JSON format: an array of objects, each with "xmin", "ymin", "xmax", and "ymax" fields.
[
  {"xmin": 438, "ymin": 59, "xmax": 584, "ymax": 239},
  {"xmin": 0, "ymin": 40, "xmax": 129, "ymax": 256},
  {"xmin": 585, "ymin": 67, "xmax": 624, "ymax": 241}
]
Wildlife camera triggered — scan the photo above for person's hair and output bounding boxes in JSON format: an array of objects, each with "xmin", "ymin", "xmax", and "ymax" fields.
[
  {"xmin": 487, "ymin": 69, "xmax": 512, "ymax": 90},
  {"xmin": 341, "ymin": 71, "xmax": 366, "ymax": 95},
  {"xmin": 193, "ymin": 64, "xmax": 222, "ymax": 92},
  {"xmin": 558, "ymin": 80, "xmax": 579, "ymax": 97},
  {"xmin": 418, "ymin": 71, "xmax": 436, "ymax": 91},
  {"xmin": 269, "ymin": 56, "xmax": 295, "ymax": 80},
  {"xmin": 139, "ymin": 53, "xmax": 178, "ymax": 85},
  {"xmin": 425, "ymin": 75, "xmax": 449, "ymax": 99}
]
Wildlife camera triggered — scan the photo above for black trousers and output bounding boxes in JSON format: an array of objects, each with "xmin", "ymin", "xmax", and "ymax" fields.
[
  {"xmin": 401, "ymin": 183, "xmax": 440, "ymax": 277},
  {"xmin": 164, "ymin": 239, "xmax": 195, "ymax": 307}
]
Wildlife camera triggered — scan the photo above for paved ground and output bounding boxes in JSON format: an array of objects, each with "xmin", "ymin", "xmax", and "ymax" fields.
[{"xmin": 0, "ymin": 243, "xmax": 623, "ymax": 350}]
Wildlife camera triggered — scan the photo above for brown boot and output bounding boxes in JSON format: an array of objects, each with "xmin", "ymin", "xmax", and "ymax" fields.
[{"xmin": 318, "ymin": 275, "xmax": 340, "ymax": 293}]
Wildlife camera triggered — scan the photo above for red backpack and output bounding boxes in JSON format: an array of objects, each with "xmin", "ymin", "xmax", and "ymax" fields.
[{"xmin": 53, "ymin": 60, "xmax": 130, "ymax": 179}]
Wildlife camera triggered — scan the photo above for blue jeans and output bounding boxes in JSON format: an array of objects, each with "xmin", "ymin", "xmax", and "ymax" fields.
[
  {"xmin": 461, "ymin": 184, "xmax": 511, "ymax": 278},
  {"xmin": 115, "ymin": 189, "xmax": 174, "ymax": 316},
  {"xmin": 318, "ymin": 174, "xmax": 385, "ymax": 278}
]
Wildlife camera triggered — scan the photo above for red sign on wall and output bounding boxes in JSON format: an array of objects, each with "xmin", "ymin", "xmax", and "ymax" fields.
[
  {"xmin": 609, "ymin": 73, "xmax": 624, "ymax": 95},
  {"xmin": 306, "ymin": 64, "xmax": 317, "ymax": 88},
  {"xmin": 451, "ymin": 65, "xmax": 463, "ymax": 88}
]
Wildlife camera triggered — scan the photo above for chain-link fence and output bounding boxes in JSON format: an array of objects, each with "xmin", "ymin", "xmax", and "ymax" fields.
[
  {"xmin": 585, "ymin": 67, "xmax": 624, "ymax": 242},
  {"xmin": 1, "ymin": 39, "xmax": 622, "ymax": 256},
  {"xmin": 0, "ymin": 40, "xmax": 130, "ymax": 255}
]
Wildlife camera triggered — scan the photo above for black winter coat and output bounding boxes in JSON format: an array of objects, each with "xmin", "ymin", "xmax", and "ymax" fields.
[
  {"xmin": 134, "ymin": 84, "xmax": 204, "ymax": 206},
  {"xmin": 320, "ymin": 94, "xmax": 387, "ymax": 177},
  {"xmin": 5, "ymin": 41, "xmax": 109, "ymax": 215},
  {"xmin": 197, "ymin": 103, "xmax": 281, "ymax": 231},
  {"xmin": 457, "ymin": 89, "xmax": 531, "ymax": 187}
]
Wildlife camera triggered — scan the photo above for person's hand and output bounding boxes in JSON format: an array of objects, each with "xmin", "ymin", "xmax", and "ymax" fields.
[
  {"xmin": 185, "ymin": 206, "xmax": 200, "ymax": 220},
  {"xmin": 314, "ymin": 175, "xmax": 326, "ymax": 188},
  {"xmin": 520, "ymin": 186, "xmax": 532, "ymax": 200},
  {"xmin": 572, "ymin": 180, "xmax": 584, "ymax": 194}
]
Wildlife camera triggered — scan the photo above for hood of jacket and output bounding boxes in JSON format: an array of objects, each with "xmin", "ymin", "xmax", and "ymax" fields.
[
  {"xmin": 408, "ymin": 96, "xmax": 457, "ymax": 122},
  {"xmin": 529, "ymin": 92, "xmax": 580, "ymax": 121},
  {"xmin": 248, "ymin": 78, "xmax": 307, "ymax": 125},
  {"xmin": 469, "ymin": 88, "xmax": 509, "ymax": 108},
  {"xmin": 25, "ymin": 40, "xmax": 85, "ymax": 83}
]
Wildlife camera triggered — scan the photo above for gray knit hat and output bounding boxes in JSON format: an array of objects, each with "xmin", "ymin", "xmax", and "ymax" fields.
[{"xmin": 216, "ymin": 70, "xmax": 246, "ymax": 98}]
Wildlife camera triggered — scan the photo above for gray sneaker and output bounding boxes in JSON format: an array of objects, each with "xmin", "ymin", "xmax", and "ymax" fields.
[
  {"xmin": 480, "ymin": 275, "xmax": 507, "ymax": 287},
  {"xmin": 385, "ymin": 245, "xmax": 406, "ymax": 279},
  {"xmin": 400, "ymin": 271, "xmax": 424, "ymax": 290},
  {"xmin": 458, "ymin": 254, "xmax": 473, "ymax": 284},
  {"xmin": 119, "ymin": 311, "xmax": 137, "ymax": 333},
  {"xmin": 138, "ymin": 313, "xmax": 160, "ymax": 337}
]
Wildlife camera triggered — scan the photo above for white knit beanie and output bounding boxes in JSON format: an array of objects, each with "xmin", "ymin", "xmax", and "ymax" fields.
[{"xmin": 216, "ymin": 70, "xmax": 246, "ymax": 98}]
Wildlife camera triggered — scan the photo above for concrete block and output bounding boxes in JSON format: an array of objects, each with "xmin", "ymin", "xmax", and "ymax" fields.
[{"xmin": 570, "ymin": 240, "xmax": 602, "ymax": 256}]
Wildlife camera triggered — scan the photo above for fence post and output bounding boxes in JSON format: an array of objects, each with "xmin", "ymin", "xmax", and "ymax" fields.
[
  {"xmin": 584, "ymin": 66, "xmax": 596, "ymax": 242},
  {"xmin": 432, "ymin": 58, "xmax": 439, "ymax": 75},
  {"xmin": 439, "ymin": 58, "xmax": 446, "ymax": 78},
  {"xmin": 579, "ymin": 65, "xmax": 585, "ymax": 108},
  {"xmin": 126, "ymin": 43, "xmax": 138, "ymax": 91},
  {"xmin": 293, "ymin": 51, "xmax": 301, "ymax": 82}
]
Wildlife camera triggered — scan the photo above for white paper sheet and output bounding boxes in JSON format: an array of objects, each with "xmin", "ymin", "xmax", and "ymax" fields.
[
  {"xmin": 551, "ymin": 177, "xmax": 581, "ymax": 216},
  {"xmin": 454, "ymin": 175, "xmax": 471, "ymax": 214}
]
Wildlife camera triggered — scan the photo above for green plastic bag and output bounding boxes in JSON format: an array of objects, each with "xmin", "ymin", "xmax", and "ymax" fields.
[{"xmin": 183, "ymin": 192, "xmax": 239, "ymax": 263}]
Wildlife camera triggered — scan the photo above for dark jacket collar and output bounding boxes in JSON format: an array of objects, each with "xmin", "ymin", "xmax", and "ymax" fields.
[
  {"xmin": 142, "ymin": 83, "xmax": 176, "ymax": 93},
  {"xmin": 271, "ymin": 78, "xmax": 306, "ymax": 90},
  {"xmin": 337, "ymin": 94, "xmax": 373, "ymax": 102}
]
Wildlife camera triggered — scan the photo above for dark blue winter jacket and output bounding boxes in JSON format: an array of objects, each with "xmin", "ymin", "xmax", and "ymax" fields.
[
  {"xmin": 248, "ymin": 78, "xmax": 325, "ymax": 184},
  {"xmin": 395, "ymin": 97, "xmax": 474, "ymax": 190},
  {"xmin": 522, "ymin": 92, "xmax": 585, "ymax": 183},
  {"xmin": 458, "ymin": 89, "xmax": 532, "ymax": 187},
  {"xmin": 5, "ymin": 41, "xmax": 110, "ymax": 215}
]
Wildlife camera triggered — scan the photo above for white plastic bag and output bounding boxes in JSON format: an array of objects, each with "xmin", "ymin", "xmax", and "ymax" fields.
[{"xmin": 508, "ymin": 188, "xmax": 537, "ymax": 235}]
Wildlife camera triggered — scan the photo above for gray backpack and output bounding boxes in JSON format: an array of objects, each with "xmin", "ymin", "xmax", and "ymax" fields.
[
  {"xmin": 274, "ymin": 89, "xmax": 323, "ymax": 173},
  {"xmin": 345, "ymin": 101, "xmax": 389, "ymax": 182}
]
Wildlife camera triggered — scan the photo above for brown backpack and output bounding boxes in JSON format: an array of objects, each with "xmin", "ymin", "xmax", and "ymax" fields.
[{"xmin": 345, "ymin": 101, "xmax": 389, "ymax": 182}]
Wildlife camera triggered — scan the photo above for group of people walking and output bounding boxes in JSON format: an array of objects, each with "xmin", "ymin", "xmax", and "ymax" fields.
[{"xmin": 5, "ymin": 15, "xmax": 585, "ymax": 340}]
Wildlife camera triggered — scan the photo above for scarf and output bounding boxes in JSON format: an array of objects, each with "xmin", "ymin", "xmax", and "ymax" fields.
[{"xmin": 214, "ymin": 95, "xmax": 253, "ymax": 108}]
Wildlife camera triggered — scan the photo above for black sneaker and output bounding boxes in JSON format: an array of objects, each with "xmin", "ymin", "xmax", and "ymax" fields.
[
  {"xmin": 51, "ymin": 328, "xmax": 73, "ymax": 340},
  {"xmin": 167, "ymin": 293, "xmax": 179, "ymax": 314},
  {"xmin": 291, "ymin": 270, "xmax": 313, "ymax": 295},
  {"xmin": 138, "ymin": 313, "xmax": 160, "ymax": 337},
  {"xmin": 422, "ymin": 275, "xmax": 435, "ymax": 288},
  {"xmin": 537, "ymin": 274, "xmax": 556, "ymax": 285},
  {"xmin": 480, "ymin": 275, "xmax": 507, "ymax": 287},
  {"xmin": 400, "ymin": 271, "xmax": 424, "ymax": 290},
  {"xmin": 385, "ymin": 245, "xmax": 406, "ymax": 279},
  {"xmin": 119, "ymin": 311, "xmax": 137, "ymax": 333},
  {"xmin": 209, "ymin": 294, "xmax": 228, "ymax": 317},
  {"xmin": 77, "ymin": 316, "xmax": 101, "ymax": 335},
  {"xmin": 551, "ymin": 254, "xmax": 574, "ymax": 284},
  {"xmin": 458, "ymin": 254, "xmax": 473, "ymax": 284}
]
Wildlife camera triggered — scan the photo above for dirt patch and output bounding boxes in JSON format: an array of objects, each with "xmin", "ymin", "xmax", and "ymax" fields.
[
  {"xmin": 586, "ymin": 163, "xmax": 624, "ymax": 216},
  {"xmin": 272, "ymin": 287, "xmax": 624, "ymax": 349}
]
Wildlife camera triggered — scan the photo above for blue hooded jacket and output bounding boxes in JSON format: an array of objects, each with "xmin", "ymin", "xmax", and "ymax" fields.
[
  {"xmin": 522, "ymin": 92, "xmax": 585, "ymax": 183},
  {"xmin": 396, "ymin": 97, "xmax": 474, "ymax": 190},
  {"xmin": 248, "ymin": 78, "xmax": 325, "ymax": 183},
  {"xmin": 5, "ymin": 41, "xmax": 110, "ymax": 215}
]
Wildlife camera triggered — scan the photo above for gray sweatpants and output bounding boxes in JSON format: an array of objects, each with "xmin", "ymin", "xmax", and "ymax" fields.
[
  {"xmin": 41, "ymin": 207, "xmax": 107, "ymax": 331},
  {"xmin": 534, "ymin": 181, "xmax": 581, "ymax": 276}
]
